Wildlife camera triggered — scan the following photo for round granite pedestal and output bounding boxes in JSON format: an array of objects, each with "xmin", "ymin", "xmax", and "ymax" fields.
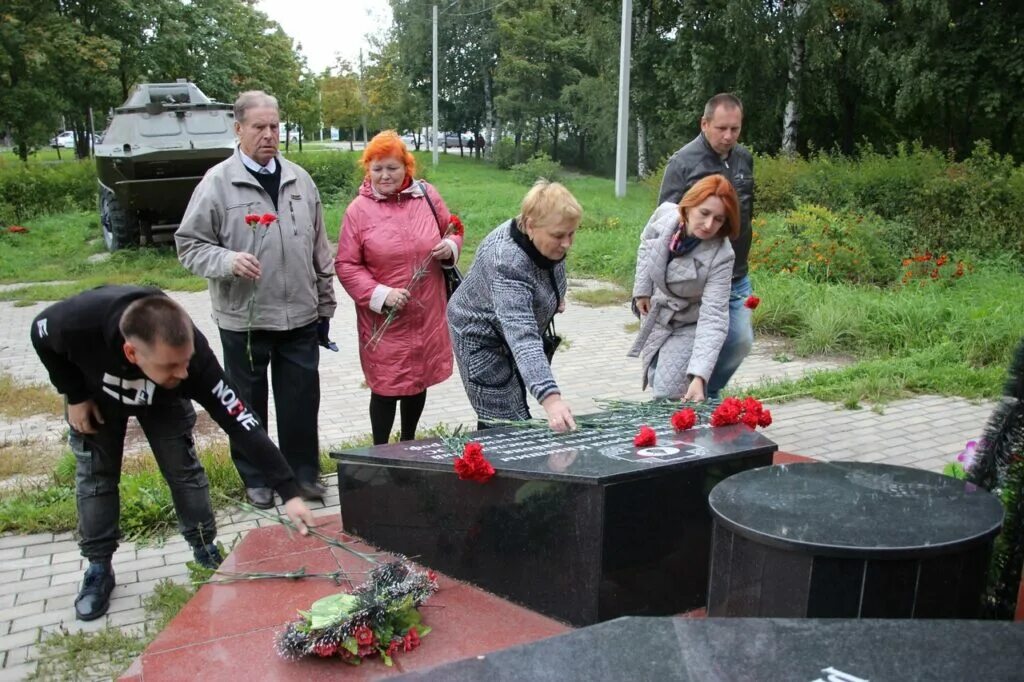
[{"xmin": 707, "ymin": 462, "xmax": 1004, "ymax": 618}]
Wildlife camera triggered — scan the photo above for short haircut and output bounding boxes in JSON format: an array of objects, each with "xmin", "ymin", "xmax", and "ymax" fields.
[
  {"xmin": 678, "ymin": 174, "xmax": 741, "ymax": 240},
  {"xmin": 234, "ymin": 91, "xmax": 279, "ymax": 123},
  {"xmin": 119, "ymin": 295, "xmax": 194, "ymax": 348},
  {"xmin": 361, "ymin": 130, "xmax": 416, "ymax": 180},
  {"xmin": 518, "ymin": 179, "xmax": 583, "ymax": 232},
  {"xmin": 702, "ymin": 93, "xmax": 743, "ymax": 121}
]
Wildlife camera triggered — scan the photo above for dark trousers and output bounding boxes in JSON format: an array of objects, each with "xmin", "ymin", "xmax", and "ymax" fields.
[
  {"xmin": 71, "ymin": 399, "xmax": 215, "ymax": 560},
  {"xmin": 369, "ymin": 390, "xmax": 427, "ymax": 445},
  {"xmin": 219, "ymin": 323, "xmax": 321, "ymax": 487}
]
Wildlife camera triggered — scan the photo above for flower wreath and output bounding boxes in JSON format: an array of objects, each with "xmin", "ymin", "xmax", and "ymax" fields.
[{"xmin": 276, "ymin": 559, "xmax": 438, "ymax": 666}]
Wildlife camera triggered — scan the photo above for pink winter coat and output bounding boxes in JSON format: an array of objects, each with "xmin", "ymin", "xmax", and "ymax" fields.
[{"xmin": 335, "ymin": 179, "xmax": 463, "ymax": 396}]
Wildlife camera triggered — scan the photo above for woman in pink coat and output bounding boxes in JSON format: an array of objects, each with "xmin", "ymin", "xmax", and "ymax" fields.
[{"xmin": 335, "ymin": 131, "xmax": 463, "ymax": 444}]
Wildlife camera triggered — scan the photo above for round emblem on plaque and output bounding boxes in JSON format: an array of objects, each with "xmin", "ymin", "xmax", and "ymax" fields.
[{"xmin": 636, "ymin": 446, "xmax": 680, "ymax": 458}]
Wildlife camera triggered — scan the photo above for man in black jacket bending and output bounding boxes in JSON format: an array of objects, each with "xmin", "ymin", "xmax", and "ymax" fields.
[{"xmin": 30, "ymin": 285, "xmax": 316, "ymax": 621}]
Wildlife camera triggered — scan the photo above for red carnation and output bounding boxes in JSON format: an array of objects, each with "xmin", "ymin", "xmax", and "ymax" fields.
[
  {"xmin": 313, "ymin": 641, "xmax": 337, "ymax": 657},
  {"xmin": 259, "ymin": 212, "xmax": 276, "ymax": 225},
  {"xmin": 742, "ymin": 396, "xmax": 763, "ymax": 414},
  {"xmin": 757, "ymin": 409, "xmax": 773, "ymax": 428},
  {"xmin": 744, "ymin": 295, "xmax": 760, "ymax": 310},
  {"xmin": 634, "ymin": 425, "xmax": 657, "ymax": 447},
  {"xmin": 710, "ymin": 398, "xmax": 743, "ymax": 427},
  {"xmin": 448, "ymin": 215, "xmax": 464, "ymax": 237},
  {"xmin": 386, "ymin": 639, "xmax": 400, "ymax": 657},
  {"xmin": 244, "ymin": 213, "xmax": 260, "ymax": 226},
  {"xmin": 454, "ymin": 441, "xmax": 495, "ymax": 483},
  {"xmin": 741, "ymin": 410, "xmax": 760, "ymax": 430},
  {"xmin": 354, "ymin": 625, "xmax": 375, "ymax": 647},
  {"xmin": 671, "ymin": 408, "xmax": 697, "ymax": 432},
  {"xmin": 427, "ymin": 570, "xmax": 437, "ymax": 582},
  {"xmin": 7, "ymin": 225, "xmax": 28, "ymax": 233}
]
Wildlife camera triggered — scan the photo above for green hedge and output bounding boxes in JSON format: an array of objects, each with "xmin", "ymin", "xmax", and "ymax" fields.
[
  {"xmin": 756, "ymin": 141, "xmax": 1024, "ymax": 257},
  {"xmin": 0, "ymin": 161, "xmax": 97, "ymax": 224}
]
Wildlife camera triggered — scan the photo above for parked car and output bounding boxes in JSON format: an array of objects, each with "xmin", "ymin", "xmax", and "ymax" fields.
[
  {"xmin": 279, "ymin": 127, "xmax": 299, "ymax": 143},
  {"xmin": 50, "ymin": 131, "xmax": 95, "ymax": 148},
  {"xmin": 437, "ymin": 132, "xmax": 472, "ymax": 148}
]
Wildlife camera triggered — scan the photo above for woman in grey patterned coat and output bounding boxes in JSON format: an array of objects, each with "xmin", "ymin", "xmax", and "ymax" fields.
[
  {"xmin": 447, "ymin": 181, "xmax": 582, "ymax": 432},
  {"xmin": 629, "ymin": 175, "xmax": 740, "ymax": 401}
]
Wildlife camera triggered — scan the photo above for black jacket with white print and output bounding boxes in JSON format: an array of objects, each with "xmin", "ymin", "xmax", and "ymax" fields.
[{"xmin": 30, "ymin": 285, "xmax": 299, "ymax": 500}]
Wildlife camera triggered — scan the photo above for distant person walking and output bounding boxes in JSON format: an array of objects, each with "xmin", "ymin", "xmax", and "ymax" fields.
[
  {"xmin": 335, "ymin": 131, "xmax": 463, "ymax": 445},
  {"xmin": 176, "ymin": 90, "xmax": 337, "ymax": 509},
  {"xmin": 658, "ymin": 93, "xmax": 755, "ymax": 399}
]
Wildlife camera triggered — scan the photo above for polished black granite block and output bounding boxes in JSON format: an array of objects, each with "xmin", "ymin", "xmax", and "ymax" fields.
[
  {"xmin": 399, "ymin": 617, "xmax": 1024, "ymax": 682},
  {"xmin": 332, "ymin": 421, "xmax": 776, "ymax": 625},
  {"xmin": 707, "ymin": 462, "xmax": 1004, "ymax": 618}
]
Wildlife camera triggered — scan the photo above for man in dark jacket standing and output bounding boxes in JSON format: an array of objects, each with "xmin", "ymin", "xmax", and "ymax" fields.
[
  {"xmin": 657, "ymin": 93, "xmax": 755, "ymax": 399},
  {"xmin": 31, "ymin": 286, "xmax": 315, "ymax": 621},
  {"xmin": 176, "ymin": 90, "xmax": 337, "ymax": 508}
]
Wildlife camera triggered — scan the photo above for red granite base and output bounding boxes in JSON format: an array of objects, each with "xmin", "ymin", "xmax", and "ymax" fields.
[{"xmin": 120, "ymin": 515, "xmax": 569, "ymax": 681}]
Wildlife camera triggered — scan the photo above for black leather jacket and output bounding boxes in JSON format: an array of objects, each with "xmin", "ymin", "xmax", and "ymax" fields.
[{"xmin": 657, "ymin": 133, "xmax": 754, "ymax": 281}]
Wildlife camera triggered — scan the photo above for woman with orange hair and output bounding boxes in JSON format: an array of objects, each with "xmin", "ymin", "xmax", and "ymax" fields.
[
  {"xmin": 335, "ymin": 131, "xmax": 463, "ymax": 444},
  {"xmin": 629, "ymin": 174, "xmax": 739, "ymax": 401}
]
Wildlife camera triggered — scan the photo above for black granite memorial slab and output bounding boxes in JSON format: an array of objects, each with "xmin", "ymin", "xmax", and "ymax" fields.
[
  {"xmin": 332, "ymin": 421, "xmax": 776, "ymax": 626},
  {"xmin": 399, "ymin": 617, "xmax": 1024, "ymax": 682},
  {"xmin": 707, "ymin": 462, "xmax": 1005, "ymax": 618}
]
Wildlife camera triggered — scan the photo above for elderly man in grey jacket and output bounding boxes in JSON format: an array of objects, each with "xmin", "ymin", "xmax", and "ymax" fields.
[{"xmin": 176, "ymin": 90, "xmax": 336, "ymax": 507}]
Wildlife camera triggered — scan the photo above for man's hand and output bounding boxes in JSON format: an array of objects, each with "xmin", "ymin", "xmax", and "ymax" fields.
[
  {"xmin": 384, "ymin": 288, "xmax": 411, "ymax": 310},
  {"xmin": 540, "ymin": 394, "xmax": 576, "ymax": 433},
  {"xmin": 283, "ymin": 497, "xmax": 315, "ymax": 535},
  {"xmin": 430, "ymin": 240, "xmax": 453, "ymax": 262},
  {"xmin": 317, "ymin": 318, "xmax": 338, "ymax": 352},
  {"xmin": 683, "ymin": 376, "xmax": 706, "ymax": 402},
  {"xmin": 635, "ymin": 297, "xmax": 651, "ymax": 316},
  {"xmin": 232, "ymin": 252, "xmax": 261, "ymax": 280},
  {"xmin": 67, "ymin": 399, "xmax": 104, "ymax": 434}
]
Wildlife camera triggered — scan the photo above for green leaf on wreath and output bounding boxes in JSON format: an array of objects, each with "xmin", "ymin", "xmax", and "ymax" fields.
[
  {"xmin": 416, "ymin": 624, "xmax": 432, "ymax": 638},
  {"xmin": 341, "ymin": 637, "xmax": 359, "ymax": 656},
  {"xmin": 382, "ymin": 653, "xmax": 394, "ymax": 667},
  {"xmin": 309, "ymin": 593, "xmax": 358, "ymax": 630},
  {"xmin": 393, "ymin": 605, "xmax": 422, "ymax": 631}
]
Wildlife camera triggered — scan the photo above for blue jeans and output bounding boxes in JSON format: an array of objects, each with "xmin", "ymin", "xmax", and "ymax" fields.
[
  {"xmin": 71, "ymin": 399, "xmax": 216, "ymax": 560},
  {"xmin": 706, "ymin": 276, "xmax": 754, "ymax": 400}
]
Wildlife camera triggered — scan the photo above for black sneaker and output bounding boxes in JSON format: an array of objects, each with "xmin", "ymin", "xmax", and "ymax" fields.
[
  {"xmin": 192, "ymin": 542, "xmax": 223, "ymax": 570},
  {"xmin": 75, "ymin": 561, "xmax": 115, "ymax": 621}
]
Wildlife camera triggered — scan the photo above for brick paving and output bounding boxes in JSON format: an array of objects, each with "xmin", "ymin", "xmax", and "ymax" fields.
[{"xmin": 0, "ymin": 282, "xmax": 996, "ymax": 679}]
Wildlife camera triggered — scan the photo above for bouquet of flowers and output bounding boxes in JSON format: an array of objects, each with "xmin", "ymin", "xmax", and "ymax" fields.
[{"xmin": 276, "ymin": 559, "xmax": 438, "ymax": 666}]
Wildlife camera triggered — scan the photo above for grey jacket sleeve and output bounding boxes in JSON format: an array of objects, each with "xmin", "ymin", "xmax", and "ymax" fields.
[
  {"xmin": 310, "ymin": 186, "xmax": 337, "ymax": 318},
  {"xmin": 633, "ymin": 203, "xmax": 677, "ymax": 300},
  {"xmin": 175, "ymin": 176, "xmax": 236, "ymax": 280},
  {"xmin": 492, "ymin": 258, "xmax": 559, "ymax": 404},
  {"xmin": 686, "ymin": 240, "xmax": 735, "ymax": 381}
]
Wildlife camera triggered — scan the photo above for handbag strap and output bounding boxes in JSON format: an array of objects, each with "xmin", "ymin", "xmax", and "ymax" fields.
[{"xmin": 417, "ymin": 181, "xmax": 445, "ymax": 236}]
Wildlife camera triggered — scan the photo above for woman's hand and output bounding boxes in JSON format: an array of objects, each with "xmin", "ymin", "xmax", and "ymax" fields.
[
  {"xmin": 683, "ymin": 376, "xmax": 706, "ymax": 402},
  {"xmin": 557, "ymin": 299, "xmax": 566, "ymax": 313},
  {"xmin": 635, "ymin": 296, "xmax": 651, "ymax": 316},
  {"xmin": 384, "ymin": 288, "xmax": 411, "ymax": 310},
  {"xmin": 430, "ymin": 240, "xmax": 453, "ymax": 262},
  {"xmin": 541, "ymin": 394, "xmax": 576, "ymax": 433},
  {"xmin": 282, "ymin": 497, "xmax": 315, "ymax": 535}
]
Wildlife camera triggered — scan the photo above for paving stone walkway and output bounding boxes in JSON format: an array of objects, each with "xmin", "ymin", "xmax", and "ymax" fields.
[{"xmin": 0, "ymin": 282, "xmax": 996, "ymax": 679}]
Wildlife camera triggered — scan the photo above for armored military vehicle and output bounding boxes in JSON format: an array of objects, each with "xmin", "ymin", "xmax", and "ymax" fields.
[{"xmin": 95, "ymin": 80, "xmax": 236, "ymax": 251}]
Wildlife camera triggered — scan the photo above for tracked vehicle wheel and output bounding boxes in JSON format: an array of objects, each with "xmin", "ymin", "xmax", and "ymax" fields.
[{"xmin": 99, "ymin": 186, "xmax": 140, "ymax": 252}]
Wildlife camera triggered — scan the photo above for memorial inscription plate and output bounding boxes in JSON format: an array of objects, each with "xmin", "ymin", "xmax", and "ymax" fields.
[{"xmin": 332, "ymin": 419, "xmax": 776, "ymax": 626}]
